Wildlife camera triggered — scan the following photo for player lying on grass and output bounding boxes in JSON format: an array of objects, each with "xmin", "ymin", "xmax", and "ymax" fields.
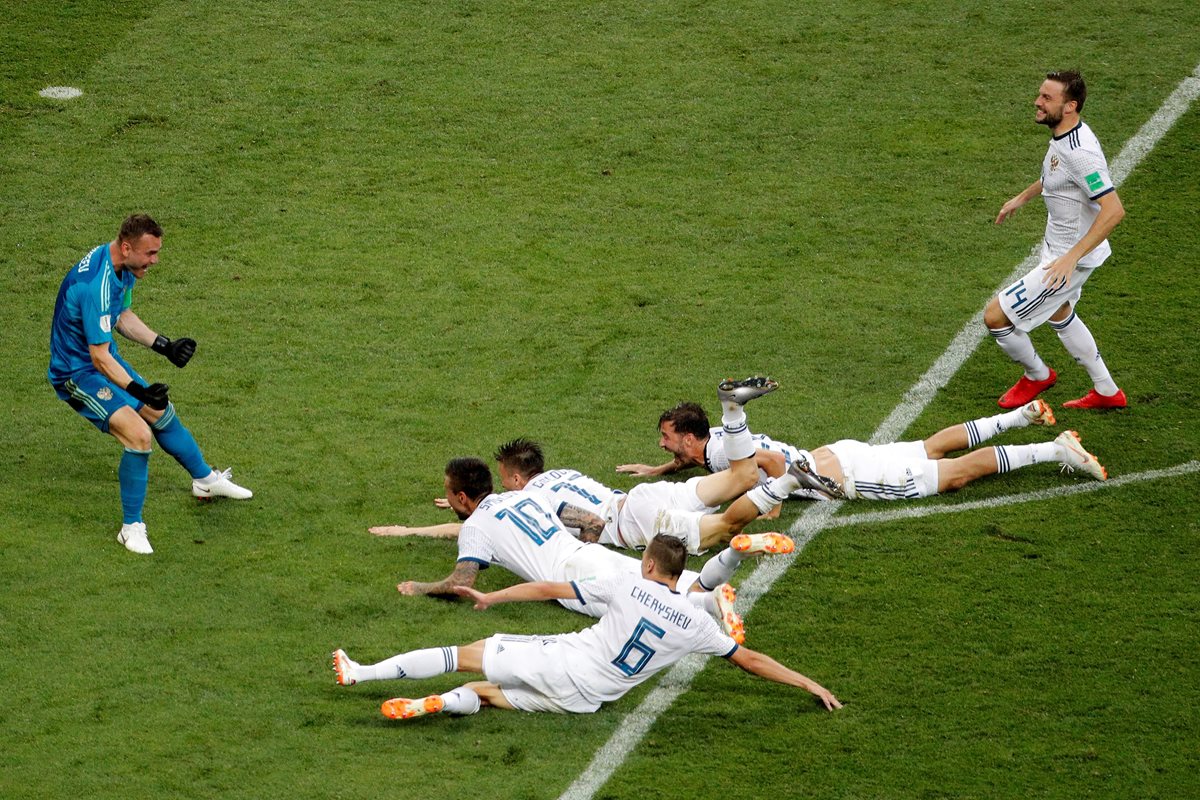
[
  {"xmin": 617, "ymin": 399, "xmax": 1107, "ymax": 501},
  {"xmin": 389, "ymin": 452, "xmax": 797, "ymax": 641},
  {"xmin": 333, "ymin": 534, "xmax": 842, "ymax": 719},
  {"xmin": 375, "ymin": 376, "xmax": 803, "ymax": 555}
]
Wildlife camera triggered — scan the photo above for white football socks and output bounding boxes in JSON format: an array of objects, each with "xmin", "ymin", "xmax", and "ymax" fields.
[
  {"xmin": 1050, "ymin": 312, "xmax": 1119, "ymax": 395},
  {"xmin": 994, "ymin": 442, "xmax": 1060, "ymax": 473},
  {"xmin": 356, "ymin": 646, "xmax": 458, "ymax": 682},
  {"xmin": 965, "ymin": 407, "xmax": 1035, "ymax": 447},
  {"xmin": 440, "ymin": 686, "xmax": 482, "ymax": 715},
  {"xmin": 989, "ymin": 325, "xmax": 1051, "ymax": 380}
]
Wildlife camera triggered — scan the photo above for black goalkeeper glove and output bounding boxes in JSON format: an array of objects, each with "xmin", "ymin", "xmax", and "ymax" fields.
[
  {"xmin": 126, "ymin": 380, "xmax": 171, "ymax": 410},
  {"xmin": 152, "ymin": 335, "xmax": 197, "ymax": 368}
]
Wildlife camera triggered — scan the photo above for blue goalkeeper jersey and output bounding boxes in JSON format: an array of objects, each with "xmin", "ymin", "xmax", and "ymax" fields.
[{"xmin": 48, "ymin": 244, "xmax": 136, "ymax": 385}]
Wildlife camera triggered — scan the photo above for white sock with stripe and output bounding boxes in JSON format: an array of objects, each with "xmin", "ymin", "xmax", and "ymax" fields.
[
  {"xmin": 989, "ymin": 325, "xmax": 1051, "ymax": 380},
  {"xmin": 746, "ymin": 474, "xmax": 799, "ymax": 514},
  {"xmin": 720, "ymin": 406, "xmax": 754, "ymax": 462},
  {"xmin": 1050, "ymin": 312, "xmax": 1119, "ymax": 395},
  {"xmin": 440, "ymin": 686, "xmax": 482, "ymax": 715},
  {"xmin": 697, "ymin": 547, "xmax": 744, "ymax": 591},
  {"xmin": 964, "ymin": 407, "xmax": 1034, "ymax": 447},
  {"xmin": 357, "ymin": 646, "xmax": 458, "ymax": 681},
  {"xmin": 994, "ymin": 442, "xmax": 1060, "ymax": 473}
]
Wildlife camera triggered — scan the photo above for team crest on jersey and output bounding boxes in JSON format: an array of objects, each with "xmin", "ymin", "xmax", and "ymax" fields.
[
  {"xmin": 1049, "ymin": 155, "xmax": 1059, "ymax": 172},
  {"xmin": 97, "ymin": 387, "xmax": 113, "ymax": 401}
]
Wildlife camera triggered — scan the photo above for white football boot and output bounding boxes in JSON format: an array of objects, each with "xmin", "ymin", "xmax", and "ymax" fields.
[
  {"xmin": 192, "ymin": 468, "xmax": 253, "ymax": 500},
  {"xmin": 117, "ymin": 521, "xmax": 153, "ymax": 554}
]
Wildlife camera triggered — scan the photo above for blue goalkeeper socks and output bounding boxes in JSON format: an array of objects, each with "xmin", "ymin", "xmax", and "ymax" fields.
[
  {"xmin": 119, "ymin": 447, "xmax": 151, "ymax": 524},
  {"xmin": 151, "ymin": 403, "xmax": 210, "ymax": 479}
]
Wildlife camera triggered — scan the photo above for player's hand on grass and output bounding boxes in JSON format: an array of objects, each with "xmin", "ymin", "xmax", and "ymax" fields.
[
  {"xmin": 397, "ymin": 581, "xmax": 420, "ymax": 596},
  {"xmin": 616, "ymin": 463, "xmax": 656, "ymax": 476},
  {"xmin": 152, "ymin": 335, "xmax": 197, "ymax": 368},
  {"xmin": 370, "ymin": 525, "xmax": 418, "ymax": 536},
  {"xmin": 126, "ymin": 380, "xmax": 170, "ymax": 410},
  {"xmin": 433, "ymin": 497, "xmax": 450, "ymax": 509},
  {"xmin": 809, "ymin": 683, "xmax": 843, "ymax": 712},
  {"xmin": 452, "ymin": 585, "xmax": 492, "ymax": 609}
]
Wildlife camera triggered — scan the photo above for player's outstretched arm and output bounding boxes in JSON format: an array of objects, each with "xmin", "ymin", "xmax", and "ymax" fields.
[
  {"xmin": 454, "ymin": 581, "xmax": 577, "ymax": 610},
  {"xmin": 370, "ymin": 522, "xmax": 462, "ymax": 538},
  {"xmin": 398, "ymin": 560, "xmax": 480, "ymax": 598},
  {"xmin": 619, "ymin": 453, "xmax": 686, "ymax": 479},
  {"xmin": 728, "ymin": 646, "xmax": 843, "ymax": 711},
  {"xmin": 995, "ymin": 179, "xmax": 1043, "ymax": 224}
]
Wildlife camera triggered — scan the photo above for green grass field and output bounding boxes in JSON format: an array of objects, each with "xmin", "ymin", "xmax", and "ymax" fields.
[{"xmin": 2, "ymin": 2, "xmax": 1198, "ymax": 798}]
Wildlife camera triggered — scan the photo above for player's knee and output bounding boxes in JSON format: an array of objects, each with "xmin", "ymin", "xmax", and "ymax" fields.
[{"xmin": 983, "ymin": 298, "xmax": 1007, "ymax": 329}]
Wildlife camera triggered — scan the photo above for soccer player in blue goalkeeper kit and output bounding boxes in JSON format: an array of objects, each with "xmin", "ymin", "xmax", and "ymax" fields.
[{"xmin": 48, "ymin": 214, "xmax": 252, "ymax": 554}]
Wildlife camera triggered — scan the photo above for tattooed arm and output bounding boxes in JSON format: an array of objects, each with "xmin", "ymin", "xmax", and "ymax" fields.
[
  {"xmin": 397, "ymin": 559, "xmax": 481, "ymax": 598},
  {"xmin": 557, "ymin": 504, "xmax": 606, "ymax": 544}
]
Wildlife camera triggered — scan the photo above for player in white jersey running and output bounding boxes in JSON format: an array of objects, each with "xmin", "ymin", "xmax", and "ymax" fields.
[
  {"xmin": 332, "ymin": 534, "xmax": 842, "ymax": 719},
  {"xmin": 984, "ymin": 70, "xmax": 1127, "ymax": 410},
  {"xmin": 619, "ymin": 398, "xmax": 1107, "ymax": 502}
]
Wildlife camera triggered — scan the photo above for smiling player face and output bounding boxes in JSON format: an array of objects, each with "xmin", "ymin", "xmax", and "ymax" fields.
[{"xmin": 1034, "ymin": 79, "xmax": 1072, "ymax": 129}]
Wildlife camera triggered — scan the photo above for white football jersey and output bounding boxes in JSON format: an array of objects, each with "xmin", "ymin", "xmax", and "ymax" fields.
[
  {"xmin": 522, "ymin": 469, "xmax": 624, "ymax": 542},
  {"xmin": 704, "ymin": 427, "xmax": 826, "ymax": 500},
  {"xmin": 456, "ymin": 491, "xmax": 586, "ymax": 583},
  {"xmin": 1039, "ymin": 121, "xmax": 1115, "ymax": 268},
  {"xmin": 557, "ymin": 573, "xmax": 739, "ymax": 704}
]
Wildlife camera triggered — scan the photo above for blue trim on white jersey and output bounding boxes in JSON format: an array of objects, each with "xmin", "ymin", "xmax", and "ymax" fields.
[
  {"xmin": 1089, "ymin": 186, "xmax": 1115, "ymax": 201},
  {"xmin": 569, "ymin": 580, "xmax": 585, "ymax": 604},
  {"xmin": 456, "ymin": 557, "xmax": 490, "ymax": 569},
  {"xmin": 722, "ymin": 643, "xmax": 740, "ymax": 659}
]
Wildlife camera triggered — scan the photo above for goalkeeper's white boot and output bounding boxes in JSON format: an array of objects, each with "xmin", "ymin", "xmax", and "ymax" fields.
[
  {"xmin": 193, "ymin": 468, "xmax": 253, "ymax": 500},
  {"xmin": 117, "ymin": 521, "xmax": 153, "ymax": 554},
  {"xmin": 716, "ymin": 376, "xmax": 778, "ymax": 406}
]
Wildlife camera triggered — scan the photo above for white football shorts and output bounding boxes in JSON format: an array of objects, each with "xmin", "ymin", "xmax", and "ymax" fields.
[
  {"xmin": 999, "ymin": 262, "xmax": 1097, "ymax": 333},
  {"xmin": 482, "ymin": 634, "xmax": 600, "ymax": 714},
  {"xmin": 825, "ymin": 439, "xmax": 939, "ymax": 501}
]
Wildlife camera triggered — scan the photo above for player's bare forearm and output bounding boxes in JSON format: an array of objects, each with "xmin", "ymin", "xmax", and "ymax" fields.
[
  {"xmin": 729, "ymin": 646, "xmax": 843, "ymax": 711},
  {"xmin": 616, "ymin": 460, "xmax": 680, "ymax": 477},
  {"xmin": 558, "ymin": 505, "xmax": 605, "ymax": 543},
  {"xmin": 995, "ymin": 179, "xmax": 1043, "ymax": 224},
  {"xmin": 88, "ymin": 343, "xmax": 136, "ymax": 388},
  {"xmin": 370, "ymin": 522, "xmax": 462, "ymax": 538},
  {"xmin": 454, "ymin": 580, "xmax": 576, "ymax": 609},
  {"xmin": 114, "ymin": 309, "xmax": 159, "ymax": 348},
  {"xmin": 1067, "ymin": 190, "xmax": 1125, "ymax": 261},
  {"xmin": 397, "ymin": 561, "xmax": 479, "ymax": 598}
]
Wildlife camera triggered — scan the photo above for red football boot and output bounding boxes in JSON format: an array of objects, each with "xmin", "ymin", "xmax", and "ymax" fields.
[
  {"xmin": 1063, "ymin": 388, "xmax": 1128, "ymax": 409},
  {"xmin": 998, "ymin": 368, "xmax": 1057, "ymax": 409}
]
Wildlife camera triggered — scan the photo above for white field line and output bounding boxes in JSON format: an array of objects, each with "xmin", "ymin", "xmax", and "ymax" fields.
[
  {"xmin": 558, "ymin": 61, "xmax": 1200, "ymax": 800},
  {"xmin": 822, "ymin": 460, "xmax": 1200, "ymax": 530}
]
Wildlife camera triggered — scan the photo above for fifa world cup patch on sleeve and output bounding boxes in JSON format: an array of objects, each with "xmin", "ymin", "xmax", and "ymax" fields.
[
  {"xmin": 100, "ymin": 314, "xmax": 112, "ymax": 332},
  {"xmin": 1085, "ymin": 171, "xmax": 1106, "ymax": 192}
]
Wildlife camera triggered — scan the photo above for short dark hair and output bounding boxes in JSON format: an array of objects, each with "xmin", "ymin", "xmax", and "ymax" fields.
[
  {"xmin": 659, "ymin": 402, "xmax": 710, "ymax": 438},
  {"xmin": 1046, "ymin": 70, "xmax": 1086, "ymax": 112},
  {"xmin": 118, "ymin": 213, "xmax": 163, "ymax": 242},
  {"xmin": 445, "ymin": 457, "xmax": 493, "ymax": 501},
  {"xmin": 493, "ymin": 438, "xmax": 545, "ymax": 479},
  {"xmin": 645, "ymin": 534, "xmax": 688, "ymax": 578}
]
